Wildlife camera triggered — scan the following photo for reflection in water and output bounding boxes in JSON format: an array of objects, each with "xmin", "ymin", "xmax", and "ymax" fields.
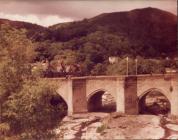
[
  {"xmin": 88, "ymin": 91, "xmax": 116, "ymax": 112},
  {"xmin": 139, "ymin": 91, "xmax": 170, "ymax": 115}
]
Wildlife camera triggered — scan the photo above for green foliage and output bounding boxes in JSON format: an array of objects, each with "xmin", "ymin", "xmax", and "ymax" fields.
[
  {"xmin": 106, "ymin": 57, "xmax": 167, "ymax": 75},
  {"xmin": 0, "ymin": 24, "xmax": 35, "ymax": 100},
  {"xmin": 0, "ymin": 24, "xmax": 67, "ymax": 139},
  {"xmin": 54, "ymin": 49, "xmax": 78, "ymax": 65},
  {"xmin": 106, "ymin": 57, "xmax": 136, "ymax": 75},
  {"xmin": 30, "ymin": 9, "xmax": 176, "ymax": 76},
  {"xmin": 1, "ymin": 8, "xmax": 175, "ymax": 76},
  {"xmin": 0, "ymin": 123, "xmax": 10, "ymax": 135},
  {"xmin": 35, "ymin": 41, "xmax": 64, "ymax": 61},
  {"xmin": 91, "ymin": 63, "xmax": 107, "ymax": 75},
  {"xmin": 3, "ymin": 79, "xmax": 65, "ymax": 137},
  {"xmin": 35, "ymin": 29, "xmax": 176, "ymax": 76},
  {"xmin": 137, "ymin": 58, "xmax": 165, "ymax": 74},
  {"xmin": 0, "ymin": 8, "xmax": 177, "ymax": 138},
  {"xmin": 96, "ymin": 124, "xmax": 107, "ymax": 133}
]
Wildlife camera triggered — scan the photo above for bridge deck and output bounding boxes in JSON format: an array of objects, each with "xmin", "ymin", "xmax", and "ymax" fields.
[{"xmin": 45, "ymin": 73, "xmax": 177, "ymax": 80}]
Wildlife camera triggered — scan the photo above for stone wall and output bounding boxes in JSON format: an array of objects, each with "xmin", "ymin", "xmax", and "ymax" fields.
[
  {"xmin": 73, "ymin": 79, "xmax": 87, "ymax": 113},
  {"xmin": 124, "ymin": 76, "xmax": 138, "ymax": 114},
  {"xmin": 54, "ymin": 74, "xmax": 178, "ymax": 115}
]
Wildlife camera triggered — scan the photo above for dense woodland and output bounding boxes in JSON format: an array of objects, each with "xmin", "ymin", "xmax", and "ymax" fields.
[
  {"xmin": 0, "ymin": 7, "xmax": 177, "ymax": 139},
  {"xmin": 0, "ymin": 7, "xmax": 177, "ymax": 77}
]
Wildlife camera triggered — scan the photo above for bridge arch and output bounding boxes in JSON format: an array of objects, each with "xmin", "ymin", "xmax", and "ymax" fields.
[
  {"xmin": 87, "ymin": 89, "xmax": 116, "ymax": 112},
  {"xmin": 138, "ymin": 88, "xmax": 171, "ymax": 115},
  {"xmin": 55, "ymin": 92, "xmax": 68, "ymax": 108},
  {"xmin": 87, "ymin": 89, "xmax": 107, "ymax": 101}
]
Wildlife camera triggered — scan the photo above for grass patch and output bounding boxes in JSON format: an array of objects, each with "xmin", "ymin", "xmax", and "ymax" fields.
[{"xmin": 96, "ymin": 124, "xmax": 107, "ymax": 133}]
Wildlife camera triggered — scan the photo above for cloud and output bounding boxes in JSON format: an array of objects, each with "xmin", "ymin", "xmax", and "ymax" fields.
[{"xmin": 0, "ymin": 12, "xmax": 73, "ymax": 26}]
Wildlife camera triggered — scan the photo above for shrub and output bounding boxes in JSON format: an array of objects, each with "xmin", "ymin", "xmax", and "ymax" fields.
[
  {"xmin": 0, "ymin": 123, "xmax": 10, "ymax": 135},
  {"xmin": 96, "ymin": 124, "xmax": 107, "ymax": 133}
]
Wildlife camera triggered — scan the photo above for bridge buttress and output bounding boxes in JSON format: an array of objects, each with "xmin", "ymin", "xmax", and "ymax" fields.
[
  {"xmin": 72, "ymin": 79, "xmax": 88, "ymax": 113},
  {"xmin": 116, "ymin": 78, "xmax": 125, "ymax": 113},
  {"xmin": 124, "ymin": 76, "xmax": 138, "ymax": 114},
  {"xmin": 67, "ymin": 79, "xmax": 73, "ymax": 115},
  {"xmin": 170, "ymin": 80, "xmax": 178, "ymax": 115}
]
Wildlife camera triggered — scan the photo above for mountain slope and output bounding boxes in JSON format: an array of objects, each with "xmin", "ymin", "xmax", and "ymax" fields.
[
  {"xmin": 0, "ymin": 7, "xmax": 177, "ymax": 57},
  {"xmin": 0, "ymin": 18, "xmax": 52, "ymax": 41},
  {"xmin": 91, "ymin": 7, "xmax": 177, "ymax": 55},
  {"xmin": 50, "ymin": 7, "xmax": 177, "ymax": 56}
]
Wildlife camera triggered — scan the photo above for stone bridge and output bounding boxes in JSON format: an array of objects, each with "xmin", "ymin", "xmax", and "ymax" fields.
[{"xmin": 53, "ymin": 74, "xmax": 178, "ymax": 115}]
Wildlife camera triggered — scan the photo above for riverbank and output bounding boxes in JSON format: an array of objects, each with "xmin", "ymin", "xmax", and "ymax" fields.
[{"xmin": 54, "ymin": 113, "xmax": 178, "ymax": 139}]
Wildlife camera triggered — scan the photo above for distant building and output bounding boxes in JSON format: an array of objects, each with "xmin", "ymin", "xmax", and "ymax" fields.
[
  {"xmin": 174, "ymin": 57, "xmax": 178, "ymax": 61},
  {"xmin": 165, "ymin": 68, "xmax": 178, "ymax": 73},
  {"xmin": 41, "ymin": 59, "xmax": 49, "ymax": 71},
  {"xmin": 109, "ymin": 56, "xmax": 119, "ymax": 64}
]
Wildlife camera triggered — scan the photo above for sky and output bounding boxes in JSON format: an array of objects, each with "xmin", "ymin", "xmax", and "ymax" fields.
[{"xmin": 0, "ymin": 0, "xmax": 177, "ymax": 27}]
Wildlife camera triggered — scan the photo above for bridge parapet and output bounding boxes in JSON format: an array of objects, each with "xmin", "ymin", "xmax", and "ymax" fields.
[{"xmin": 47, "ymin": 73, "xmax": 177, "ymax": 80}]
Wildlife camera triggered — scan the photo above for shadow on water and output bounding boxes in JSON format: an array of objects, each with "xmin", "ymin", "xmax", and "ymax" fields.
[
  {"xmin": 138, "ymin": 90, "xmax": 171, "ymax": 116},
  {"xmin": 87, "ymin": 90, "xmax": 117, "ymax": 113},
  {"xmin": 92, "ymin": 104, "xmax": 116, "ymax": 113},
  {"xmin": 139, "ymin": 103, "xmax": 170, "ymax": 115}
]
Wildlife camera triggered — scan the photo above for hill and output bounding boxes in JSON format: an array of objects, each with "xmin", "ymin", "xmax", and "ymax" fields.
[
  {"xmin": 0, "ymin": 7, "xmax": 177, "ymax": 75},
  {"xmin": 50, "ymin": 7, "xmax": 177, "ymax": 57},
  {"xmin": 0, "ymin": 18, "xmax": 52, "ymax": 41},
  {"xmin": 0, "ymin": 7, "xmax": 177, "ymax": 57}
]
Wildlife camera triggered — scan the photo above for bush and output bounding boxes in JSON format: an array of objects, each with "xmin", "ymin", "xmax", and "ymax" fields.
[
  {"xmin": 96, "ymin": 124, "xmax": 107, "ymax": 133},
  {"xmin": 0, "ymin": 123, "xmax": 10, "ymax": 135},
  {"xmin": 2, "ymin": 79, "xmax": 67, "ymax": 139}
]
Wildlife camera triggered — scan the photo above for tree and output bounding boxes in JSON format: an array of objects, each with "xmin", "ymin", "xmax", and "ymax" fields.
[
  {"xmin": 0, "ymin": 24, "xmax": 67, "ymax": 139},
  {"xmin": 106, "ymin": 56, "xmax": 166, "ymax": 75},
  {"xmin": 0, "ymin": 24, "xmax": 35, "ymax": 97},
  {"xmin": 137, "ymin": 58, "xmax": 165, "ymax": 74},
  {"xmin": 0, "ymin": 25, "xmax": 35, "ymax": 127},
  {"xmin": 106, "ymin": 57, "xmax": 136, "ymax": 75},
  {"xmin": 3, "ymin": 79, "xmax": 66, "ymax": 139},
  {"xmin": 91, "ymin": 63, "xmax": 106, "ymax": 75}
]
